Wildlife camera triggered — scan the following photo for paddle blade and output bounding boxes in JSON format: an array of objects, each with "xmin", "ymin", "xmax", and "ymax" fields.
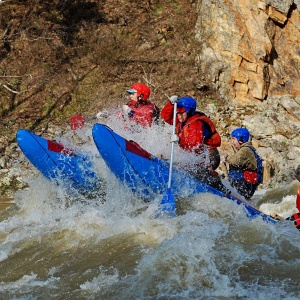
[
  {"xmin": 158, "ymin": 188, "xmax": 176, "ymax": 217},
  {"xmin": 70, "ymin": 115, "xmax": 85, "ymax": 130}
]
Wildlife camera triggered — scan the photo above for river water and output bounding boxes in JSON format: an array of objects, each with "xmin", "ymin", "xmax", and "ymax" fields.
[{"xmin": 0, "ymin": 118, "xmax": 299, "ymax": 299}]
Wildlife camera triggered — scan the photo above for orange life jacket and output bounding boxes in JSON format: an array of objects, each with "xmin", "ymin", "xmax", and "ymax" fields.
[{"xmin": 176, "ymin": 112, "xmax": 221, "ymax": 149}]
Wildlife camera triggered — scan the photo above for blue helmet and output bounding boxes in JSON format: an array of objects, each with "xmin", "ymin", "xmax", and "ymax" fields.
[
  {"xmin": 177, "ymin": 96, "xmax": 197, "ymax": 116},
  {"xmin": 231, "ymin": 128, "xmax": 250, "ymax": 143}
]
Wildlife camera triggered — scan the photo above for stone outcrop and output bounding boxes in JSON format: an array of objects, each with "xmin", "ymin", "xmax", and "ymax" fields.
[
  {"xmin": 194, "ymin": 0, "xmax": 300, "ymax": 187},
  {"xmin": 195, "ymin": 0, "xmax": 300, "ymax": 104},
  {"xmin": 213, "ymin": 95, "xmax": 300, "ymax": 187}
]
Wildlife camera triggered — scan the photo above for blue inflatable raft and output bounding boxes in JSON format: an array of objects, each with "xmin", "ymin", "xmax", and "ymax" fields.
[
  {"xmin": 16, "ymin": 129, "xmax": 99, "ymax": 193},
  {"xmin": 92, "ymin": 123, "xmax": 278, "ymax": 223}
]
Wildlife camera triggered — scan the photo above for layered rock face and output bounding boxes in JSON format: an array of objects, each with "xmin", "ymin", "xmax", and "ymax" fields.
[
  {"xmin": 195, "ymin": 0, "xmax": 300, "ymax": 185},
  {"xmin": 196, "ymin": 0, "xmax": 300, "ymax": 103}
]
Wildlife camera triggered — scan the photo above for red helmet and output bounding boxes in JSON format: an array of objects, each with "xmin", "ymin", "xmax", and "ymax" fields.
[{"xmin": 127, "ymin": 83, "xmax": 150, "ymax": 101}]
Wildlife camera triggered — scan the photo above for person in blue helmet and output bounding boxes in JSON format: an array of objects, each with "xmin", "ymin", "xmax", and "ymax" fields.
[
  {"xmin": 225, "ymin": 127, "xmax": 263, "ymax": 200},
  {"xmin": 161, "ymin": 95, "xmax": 229, "ymax": 194}
]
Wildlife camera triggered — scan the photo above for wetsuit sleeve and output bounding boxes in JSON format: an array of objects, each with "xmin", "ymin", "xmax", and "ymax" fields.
[
  {"xmin": 161, "ymin": 101, "xmax": 177, "ymax": 125},
  {"xmin": 226, "ymin": 147, "xmax": 256, "ymax": 170}
]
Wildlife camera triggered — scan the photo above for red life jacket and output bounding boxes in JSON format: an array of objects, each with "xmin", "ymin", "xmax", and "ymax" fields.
[
  {"xmin": 198, "ymin": 114, "xmax": 221, "ymax": 148},
  {"xmin": 127, "ymin": 100, "xmax": 160, "ymax": 127},
  {"xmin": 176, "ymin": 112, "xmax": 221, "ymax": 151},
  {"xmin": 290, "ymin": 212, "xmax": 300, "ymax": 229},
  {"xmin": 296, "ymin": 186, "xmax": 300, "ymax": 211}
]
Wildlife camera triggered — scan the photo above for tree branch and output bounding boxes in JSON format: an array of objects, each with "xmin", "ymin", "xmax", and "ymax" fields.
[{"xmin": 2, "ymin": 84, "xmax": 20, "ymax": 94}]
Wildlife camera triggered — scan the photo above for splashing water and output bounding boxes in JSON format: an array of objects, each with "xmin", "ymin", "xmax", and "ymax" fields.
[{"xmin": 0, "ymin": 118, "xmax": 299, "ymax": 299}]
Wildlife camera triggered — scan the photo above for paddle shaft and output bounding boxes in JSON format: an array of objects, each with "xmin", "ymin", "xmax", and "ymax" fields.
[{"xmin": 167, "ymin": 102, "xmax": 177, "ymax": 189}]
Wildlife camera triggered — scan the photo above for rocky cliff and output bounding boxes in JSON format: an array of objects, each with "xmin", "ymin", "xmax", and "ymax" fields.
[
  {"xmin": 194, "ymin": 0, "xmax": 300, "ymax": 184},
  {"xmin": 196, "ymin": 0, "xmax": 300, "ymax": 103}
]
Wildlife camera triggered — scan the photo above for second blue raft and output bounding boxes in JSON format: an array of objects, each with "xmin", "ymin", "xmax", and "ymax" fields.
[{"xmin": 92, "ymin": 123, "xmax": 277, "ymax": 224}]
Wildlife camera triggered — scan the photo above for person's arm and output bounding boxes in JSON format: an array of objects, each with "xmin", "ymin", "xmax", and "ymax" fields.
[
  {"xmin": 122, "ymin": 100, "xmax": 137, "ymax": 118},
  {"xmin": 227, "ymin": 147, "xmax": 257, "ymax": 170},
  {"xmin": 226, "ymin": 147, "xmax": 248, "ymax": 167},
  {"xmin": 161, "ymin": 101, "xmax": 177, "ymax": 125}
]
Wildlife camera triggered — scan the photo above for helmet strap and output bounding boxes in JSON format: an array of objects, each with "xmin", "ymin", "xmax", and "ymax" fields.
[
  {"xmin": 187, "ymin": 110, "xmax": 194, "ymax": 118},
  {"xmin": 138, "ymin": 94, "xmax": 144, "ymax": 102}
]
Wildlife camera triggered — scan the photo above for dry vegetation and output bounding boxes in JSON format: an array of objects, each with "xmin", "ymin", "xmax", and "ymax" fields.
[{"xmin": 0, "ymin": 0, "xmax": 226, "ymax": 153}]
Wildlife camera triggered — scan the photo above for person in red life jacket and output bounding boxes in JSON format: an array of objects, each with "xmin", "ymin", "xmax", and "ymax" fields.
[
  {"xmin": 161, "ymin": 95, "xmax": 228, "ymax": 194},
  {"xmin": 225, "ymin": 128, "xmax": 263, "ymax": 200},
  {"xmin": 285, "ymin": 165, "xmax": 300, "ymax": 230},
  {"xmin": 121, "ymin": 83, "xmax": 160, "ymax": 127},
  {"xmin": 295, "ymin": 165, "xmax": 300, "ymax": 211}
]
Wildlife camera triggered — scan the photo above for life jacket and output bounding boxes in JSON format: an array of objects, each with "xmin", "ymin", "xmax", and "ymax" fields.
[
  {"xmin": 127, "ymin": 100, "xmax": 160, "ymax": 127},
  {"xmin": 228, "ymin": 146, "xmax": 263, "ymax": 185},
  {"xmin": 288, "ymin": 212, "xmax": 300, "ymax": 229},
  {"xmin": 296, "ymin": 186, "xmax": 300, "ymax": 211},
  {"xmin": 177, "ymin": 112, "xmax": 221, "ymax": 148}
]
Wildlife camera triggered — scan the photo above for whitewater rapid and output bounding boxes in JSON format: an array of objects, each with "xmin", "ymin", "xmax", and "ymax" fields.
[{"xmin": 0, "ymin": 117, "xmax": 299, "ymax": 299}]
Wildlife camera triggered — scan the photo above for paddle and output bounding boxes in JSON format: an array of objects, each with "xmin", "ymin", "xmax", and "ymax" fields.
[{"xmin": 158, "ymin": 101, "xmax": 178, "ymax": 217}]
